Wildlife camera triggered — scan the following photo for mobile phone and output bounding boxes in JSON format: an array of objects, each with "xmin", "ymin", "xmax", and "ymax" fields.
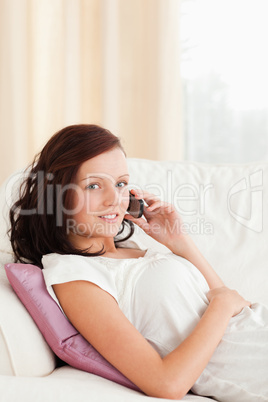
[{"xmin": 127, "ymin": 191, "xmax": 144, "ymax": 218}]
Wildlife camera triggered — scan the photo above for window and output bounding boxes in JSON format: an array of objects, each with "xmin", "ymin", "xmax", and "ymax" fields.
[{"xmin": 180, "ymin": 0, "xmax": 268, "ymax": 163}]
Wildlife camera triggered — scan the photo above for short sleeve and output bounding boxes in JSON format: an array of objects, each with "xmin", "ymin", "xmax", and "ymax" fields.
[{"xmin": 42, "ymin": 253, "xmax": 118, "ymax": 310}]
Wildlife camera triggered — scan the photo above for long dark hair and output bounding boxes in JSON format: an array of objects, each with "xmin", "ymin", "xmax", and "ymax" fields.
[{"xmin": 9, "ymin": 124, "xmax": 134, "ymax": 267}]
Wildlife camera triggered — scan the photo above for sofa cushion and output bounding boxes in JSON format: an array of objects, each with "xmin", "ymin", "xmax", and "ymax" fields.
[
  {"xmin": 5, "ymin": 262, "xmax": 140, "ymax": 391},
  {"xmin": 0, "ymin": 263, "xmax": 56, "ymax": 376}
]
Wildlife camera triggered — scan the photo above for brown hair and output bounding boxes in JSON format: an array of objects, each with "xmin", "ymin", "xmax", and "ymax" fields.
[{"xmin": 9, "ymin": 124, "xmax": 134, "ymax": 267}]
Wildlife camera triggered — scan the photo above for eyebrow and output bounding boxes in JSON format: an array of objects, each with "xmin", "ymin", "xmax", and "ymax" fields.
[{"xmin": 81, "ymin": 174, "xmax": 129, "ymax": 181}]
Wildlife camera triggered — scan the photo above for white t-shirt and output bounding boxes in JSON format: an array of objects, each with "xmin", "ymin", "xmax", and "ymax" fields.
[
  {"xmin": 42, "ymin": 249, "xmax": 210, "ymax": 355},
  {"xmin": 42, "ymin": 249, "xmax": 268, "ymax": 402}
]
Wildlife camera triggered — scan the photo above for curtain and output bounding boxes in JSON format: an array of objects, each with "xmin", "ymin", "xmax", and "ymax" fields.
[{"xmin": 0, "ymin": 0, "xmax": 183, "ymax": 185}]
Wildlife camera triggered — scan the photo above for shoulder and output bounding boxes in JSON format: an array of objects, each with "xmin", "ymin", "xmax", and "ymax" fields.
[
  {"xmin": 41, "ymin": 252, "xmax": 114, "ymax": 285},
  {"xmin": 42, "ymin": 252, "xmax": 86, "ymax": 265},
  {"xmin": 42, "ymin": 253, "xmax": 119, "ymax": 304},
  {"xmin": 42, "ymin": 253, "xmax": 105, "ymax": 271}
]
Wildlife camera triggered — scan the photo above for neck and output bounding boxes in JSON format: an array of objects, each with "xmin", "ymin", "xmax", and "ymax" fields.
[{"xmin": 68, "ymin": 231, "xmax": 117, "ymax": 255}]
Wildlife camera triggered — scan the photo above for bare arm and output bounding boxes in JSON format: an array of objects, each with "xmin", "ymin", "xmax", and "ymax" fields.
[{"xmin": 53, "ymin": 281, "xmax": 249, "ymax": 400}]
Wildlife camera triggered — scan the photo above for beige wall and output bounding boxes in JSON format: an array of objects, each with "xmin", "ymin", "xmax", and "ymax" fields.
[{"xmin": 0, "ymin": 0, "xmax": 183, "ymax": 185}]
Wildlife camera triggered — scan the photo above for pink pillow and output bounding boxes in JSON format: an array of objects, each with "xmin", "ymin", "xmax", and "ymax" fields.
[{"xmin": 5, "ymin": 263, "xmax": 140, "ymax": 391}]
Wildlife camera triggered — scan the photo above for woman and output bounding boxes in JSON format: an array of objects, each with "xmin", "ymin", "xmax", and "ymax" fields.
[{"xmin": 10, "ymin": 124, "xmax": 268, "ymax": 401}]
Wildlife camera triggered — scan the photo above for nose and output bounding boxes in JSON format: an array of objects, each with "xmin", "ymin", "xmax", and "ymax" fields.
[{"xmin": 103, "ymin": 185, "xmax": 118, "ymax": 207}]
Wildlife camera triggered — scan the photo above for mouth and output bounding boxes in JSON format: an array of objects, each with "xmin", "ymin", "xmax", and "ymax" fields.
[{"xmin": 98, "ymin": 213, "xmax": 119, "ymax": 223}]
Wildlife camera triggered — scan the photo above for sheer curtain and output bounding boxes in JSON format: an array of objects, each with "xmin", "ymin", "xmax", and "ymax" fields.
[
  {"xmin": 181, "ymin": 0, "xmax": 268, "ymax": 163},
  {"xmin": 0, "ymin": 0, "xmax": 183, "ymax": 185}
]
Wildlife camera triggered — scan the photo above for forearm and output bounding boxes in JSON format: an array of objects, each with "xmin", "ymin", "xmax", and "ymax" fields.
[
  {"xmin": 158, "ymin": 298, "xmax": 232, "ymax": 399},
  {"xmin": 167, "ymin": 235, "xmax": 224, "ymax": 289}
]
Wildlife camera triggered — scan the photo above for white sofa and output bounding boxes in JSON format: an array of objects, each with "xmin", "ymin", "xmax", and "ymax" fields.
[{"xmin": 1, "ymin": 158, "xmax": 267, "ymax": 402}]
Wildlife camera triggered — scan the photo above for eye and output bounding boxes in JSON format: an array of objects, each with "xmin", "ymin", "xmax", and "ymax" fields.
[
  {"xmin": 86, "ymin": 183, "xmax": 100, "ymax": 190},
  {"xmin": 116, "ymin": 181, "xmax": 128, "ymax": 188}
]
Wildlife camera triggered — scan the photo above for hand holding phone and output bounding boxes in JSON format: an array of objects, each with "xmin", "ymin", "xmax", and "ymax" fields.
[{"xmin": 127, "ymin": 191, "xmax": 144, "ymax": 218}]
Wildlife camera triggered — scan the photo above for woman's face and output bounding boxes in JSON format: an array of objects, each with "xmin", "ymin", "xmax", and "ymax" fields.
[{"xmin": 67, "ymin": 147, "xmax": 130, "ymax": 243}]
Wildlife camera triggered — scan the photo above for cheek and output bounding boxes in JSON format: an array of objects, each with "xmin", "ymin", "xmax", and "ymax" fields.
[
  {"xmin": 119, "ymin": 188, "xmax": 130, "ymax": 212},
  {"xmin": 70, "ymin": 189, "xmax": 96, "ymax": 217},
  {"xmin": 81, "ymin": 192, "xmax": 101, "ymax": 214}
]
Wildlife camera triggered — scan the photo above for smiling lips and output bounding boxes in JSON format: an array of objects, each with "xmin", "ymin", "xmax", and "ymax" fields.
[{"xmin": 98, "ymin": 214, "xmax": 118, "ymax": 223}]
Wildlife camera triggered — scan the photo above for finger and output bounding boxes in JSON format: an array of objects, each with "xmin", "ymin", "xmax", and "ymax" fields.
[
  {"xmin": 146, "ymin": 200, "xmax": 175, "ymax": 215},
  {"xmin": 124, "ymin": 213, "xmax": 150, "ymax": 233},
  {"xmin": 130, "ymin": 190, "xmax": 175, "ymax": 214},
  {"xmin": 146, "ymin": 200, "xmax": 162, "ymax": 211},
  {"xmin": 146, "ymin": 201, "xmax": 174, "ymax": 213},
  {"xmin": 130, "ymin": 189, "xmax": 159, "ymax": 206}
]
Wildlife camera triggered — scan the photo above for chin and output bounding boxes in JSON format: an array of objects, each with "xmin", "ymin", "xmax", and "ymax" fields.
[{"xmin": 94, "ymin": 225, "xmax": 121, "ymax": 238}]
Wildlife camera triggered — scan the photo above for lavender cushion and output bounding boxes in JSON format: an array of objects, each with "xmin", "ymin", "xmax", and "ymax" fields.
[{"xmin": 4, "ymin": 263, "xmax": 139, "ymax": 391}]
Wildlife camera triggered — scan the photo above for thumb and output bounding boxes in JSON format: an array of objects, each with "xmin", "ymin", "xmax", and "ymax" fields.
[{"xmin": 124, "ymin": 214, "xmax": 150, "ymax": 234}]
